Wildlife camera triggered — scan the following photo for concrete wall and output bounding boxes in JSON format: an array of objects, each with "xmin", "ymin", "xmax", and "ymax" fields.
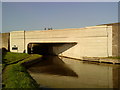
[
  {"xmin": 112, "ymin": 23, "xmax": 120, "ymax": 57},
  {"xmin": 10, "ymin": 25, "xmax": 113, "ymax": 59},
  {"xmin": 55, "ymin": 25, "xmax": 112, "ymax": 58},
  {"xmin": 0, "ymin": 33, "xmax": 10, "ymax": 50},
  {"xmin": 10, "ymin": 31, "xmax": 25, "ymax": 53}
]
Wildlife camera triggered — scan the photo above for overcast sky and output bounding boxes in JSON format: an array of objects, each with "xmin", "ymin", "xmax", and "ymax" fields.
[{"xmin": 1, "ymin": 1, "xmax": 119, "ymax": 33}]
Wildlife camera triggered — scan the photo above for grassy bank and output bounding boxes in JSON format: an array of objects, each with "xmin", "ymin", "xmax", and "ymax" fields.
[
  {"xmin": 3, "ymin": 64, "xmax": 39, "ymax": 88},
  {"xmin": 2, "ymin": 51, "xmax": 30, "ymax": 65},
  {"xmin": 2, "ymin": 50, "xmax": 42, "ymax": 88}
]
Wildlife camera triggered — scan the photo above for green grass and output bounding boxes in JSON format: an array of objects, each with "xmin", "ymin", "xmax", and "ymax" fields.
[
  {"xmin": 108, "ymin": 57, "xmax": 120, "ymax": 59},
  {"xmin": 3, "ymin": 52, "xmax": 30, "ymax": 64},
  {"xmin": 2, "ymin": 63, "xmax": 6, "ymax": 69},
  {"xmin": 2, "ymin": 51, "xmax": 42, "ymax": 89},
  {"xmin": 3, "ymin": 64, "xmax": 39, "ymax": 88},
  {"xmin": 19, "ymin": 54, "xmax": 42, "ymax": 65}
]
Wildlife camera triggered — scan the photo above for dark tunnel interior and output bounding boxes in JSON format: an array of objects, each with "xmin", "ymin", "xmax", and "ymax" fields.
[
  {"xmin": 28, "ymin": 43, "xmax": 53, "ymax": 55},
  {"xmin": 27, "ymin": 43, "xmax": 77, "ymax": 55}
]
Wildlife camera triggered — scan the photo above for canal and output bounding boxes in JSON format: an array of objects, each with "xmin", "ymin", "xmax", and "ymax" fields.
[{"xmin": 27, "ymin": 56, "xmax": 120, "ymax": 88}]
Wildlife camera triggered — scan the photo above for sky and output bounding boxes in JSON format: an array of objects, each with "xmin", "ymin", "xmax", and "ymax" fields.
[
  {"xmin": 0, "ymin": 1, "xmax": 2, "ymax": 33},
  {"xmin": 1, "ymin": 0, "xmax": 120, "ymax": 2},
  {"xmin": 2, "ymin": 2, "xmax": 119, "ymax": 33}
]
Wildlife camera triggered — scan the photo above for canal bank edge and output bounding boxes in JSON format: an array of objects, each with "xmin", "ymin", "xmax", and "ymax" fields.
[
  {"xmin": 59, "ymin": 55, "xmax": 120, "ymax": 64},
  {"xmin": 82, "ymin": 57, "xmax": 120, "ymax": 64}
]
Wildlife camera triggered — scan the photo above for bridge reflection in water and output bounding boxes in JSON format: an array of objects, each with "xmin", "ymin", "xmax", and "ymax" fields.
[
  {"xmin": 28, "ymin": 56, "xmax": 78, "ymax": 77},
  {"xmin": 28, "ymin": 56, "xmax": 120, "ymax": 88}
]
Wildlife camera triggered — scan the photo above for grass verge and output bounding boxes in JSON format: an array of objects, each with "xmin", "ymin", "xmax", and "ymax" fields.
[
  {"xmin": 3, "ymin": 64, "xmax": 39, "ymax": 88},
  {"xmin": 19, "ymin": 54, "xmax": 42, "ymax": 66},
  {"xmin": 3, "ymin": 52, "xmax": 30, "ymax": 65},
  {"xmin": 2, "ymin": 50, "xmax": 42, "ymax": 89}
]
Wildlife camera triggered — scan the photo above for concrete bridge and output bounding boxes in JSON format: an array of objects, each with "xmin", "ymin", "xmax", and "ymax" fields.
[{"xmin": 8, "ymin": 23, "xmax": 120, "ymax": 59}]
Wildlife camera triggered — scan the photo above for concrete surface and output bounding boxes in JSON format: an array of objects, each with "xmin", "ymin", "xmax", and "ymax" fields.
[
  {"xmin": 0, "ymin": 33, "xmax": 10, "ymax": 50},
  {"xmin": 10, "ymin": 23, "xmax": 119, "ymax": 59}
]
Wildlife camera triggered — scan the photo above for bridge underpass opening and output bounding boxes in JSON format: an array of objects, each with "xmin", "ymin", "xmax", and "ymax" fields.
[{"xmin": 27, "ymin": 42, "xmax": 77, "ymax": 55}]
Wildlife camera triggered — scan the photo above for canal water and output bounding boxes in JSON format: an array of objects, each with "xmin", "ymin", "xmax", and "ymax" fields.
[{"xmin": 28, "ymin": 56, "xmax": 120, "ymax": 88}]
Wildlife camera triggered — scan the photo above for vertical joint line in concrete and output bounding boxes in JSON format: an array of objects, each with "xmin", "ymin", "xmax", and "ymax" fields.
[
  {"xmin": 106, "ymin": 26, "xmax": 109, "ymax": 57},
  {"xmin": 8, "ymin": 33, "xmax": 10, "ymax": 51},
  {"xmin": 24, "ymin": 30, "xmax": 25, "ymax": 53}
]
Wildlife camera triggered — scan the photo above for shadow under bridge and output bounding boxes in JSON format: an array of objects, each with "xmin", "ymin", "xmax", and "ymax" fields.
[{"xmin": 27, "ymin": 42, "xmax": 77, "ymax": 55}]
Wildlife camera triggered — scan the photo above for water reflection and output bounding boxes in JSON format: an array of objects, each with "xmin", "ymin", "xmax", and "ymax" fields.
[
  {"xmin": 28, "ymin": 55, "xmax": 78, "ymax": 77},
  {"xmin": 112, "ymin": 66, "xmax": 120, "ymax": 88},
  {"xmin": 28, "ymin": 56, "xmax": 120, "ymax": 88}
]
